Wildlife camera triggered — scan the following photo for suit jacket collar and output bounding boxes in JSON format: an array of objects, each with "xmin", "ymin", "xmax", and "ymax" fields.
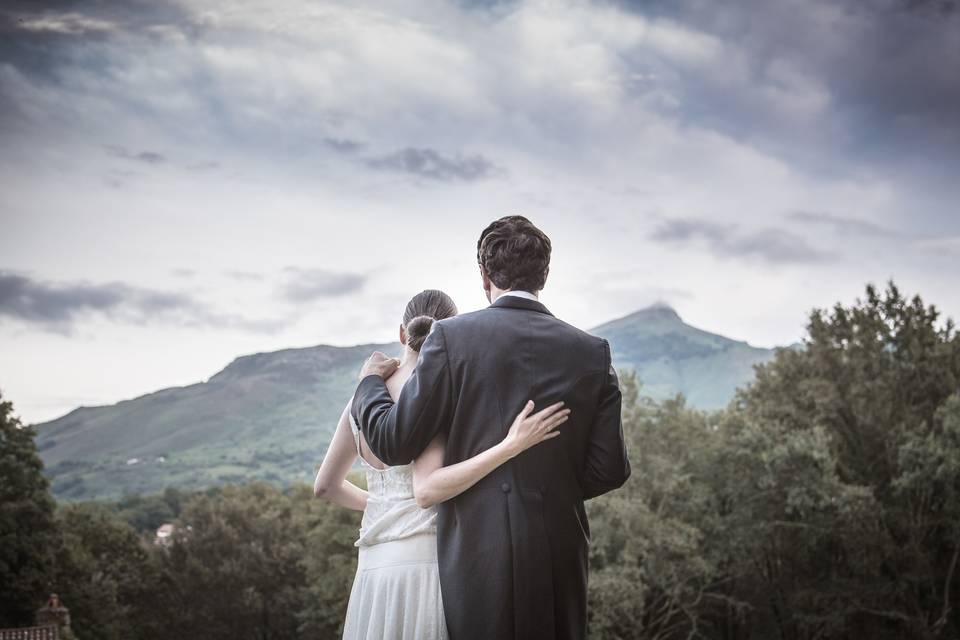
[{"xmin": 489, "ymin": 294, "xmax": 554, "ymax": 316}]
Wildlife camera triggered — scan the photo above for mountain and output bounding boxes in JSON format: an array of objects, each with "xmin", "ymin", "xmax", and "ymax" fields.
[
  {"xmin": 35, "ymin": 304, "xmax": 778, "ymax": 501},
  {"xmin": 592, "ymin": 303, "xmax": 775, "ymax": 408}
]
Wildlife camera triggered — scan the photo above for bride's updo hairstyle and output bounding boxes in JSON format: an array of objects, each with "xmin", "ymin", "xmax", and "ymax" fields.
[{"xmin": 403, "ymin": 289, "xmax": 458, "ymax": 352}]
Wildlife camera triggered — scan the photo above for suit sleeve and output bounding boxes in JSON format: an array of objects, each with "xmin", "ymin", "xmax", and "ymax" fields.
[
  {"xmin": 351, "ymin": 323, "xmax": 454, "ymax": 466},
  {"xmin": 582, "ymin": 339, "xmax": 631, "ymax": 499}
]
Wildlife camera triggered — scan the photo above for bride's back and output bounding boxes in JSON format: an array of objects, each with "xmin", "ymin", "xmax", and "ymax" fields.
[
  {"xmin": 349, "ymin": 361, "xmax": 438, "ymax": 551},
  {"xmin": 355, "ymin": 365, "xmax": 411, "ymax": 470},
  {"xmin": 357, "ymin": 288, "xmax": 458, "ymax": 472}
]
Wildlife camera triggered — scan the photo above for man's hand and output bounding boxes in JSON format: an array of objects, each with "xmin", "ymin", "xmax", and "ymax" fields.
[{"xmin": 359, "ymin": 351, "xmax": 401, "ymax": 380}]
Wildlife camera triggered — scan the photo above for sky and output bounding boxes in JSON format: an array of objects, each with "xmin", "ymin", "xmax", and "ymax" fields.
[{"xmin": 2, "ymin": 0, "xmax": 958, "ymax": 424}]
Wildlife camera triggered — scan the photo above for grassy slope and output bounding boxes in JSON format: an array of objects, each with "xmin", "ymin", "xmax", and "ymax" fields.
[{"xmin": 38, "ymin": 343, "xmax": 397, "ymax": 500}]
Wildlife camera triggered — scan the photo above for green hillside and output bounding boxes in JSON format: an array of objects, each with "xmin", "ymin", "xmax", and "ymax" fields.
[
  {"xmin": 592, "ymin": 303, "xmax": 775, "ymax": 408},
  {"xmin": 35, "ymin": 304, "xmax": 777, "ymax": 501},
  {"xmin": 37, "ymin": 343, "xmax": 397, "ymax": 501}
]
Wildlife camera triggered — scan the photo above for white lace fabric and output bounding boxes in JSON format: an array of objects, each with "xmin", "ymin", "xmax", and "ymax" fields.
[{"xmin": 348, "ymin": 405, "xmax": 438, "ymax": 547}]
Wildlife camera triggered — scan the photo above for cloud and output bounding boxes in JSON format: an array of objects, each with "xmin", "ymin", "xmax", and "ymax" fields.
[
  {"xmin": 788, "ymin": 211, "xmax": 901, "ymax": 237},
  {"xmin": 366, "ymin": 147, "xmax": 500, "ymax": 182},
  {"xmin": 786, "ymin": 210, "xmax": 960, "ymax": 259},
  {"xmin": 0, "ymin": 271, "xmax": 286, "ymax": 334},
  {"xmin": 280, "ymin": 268, "xmax": 367, "ymax": 302},
  {"xmin": 224, "ymin": 270, "xmax": 263, "ymax": 282},
  {"xmin": 651, "ymin": 218, "xmax": 834, "ymax": 265},
  {"xmin": 104, "ymin": 145, "xmax": 166, "ymax": 165},
  {"xmin": 914, "ymin": 236, "xmax": 960, "ymax": 255},
  {"xmin": 624, "ymin": 0, "xmax": 960, "ymax": 174},
  {"xmin": 0, "ymin": 1, "xmax": 193, "ymax": 37},
  {"xmin": 324, "ymin": 137, "xmax": 365, "ymax": 154},
  {"xmin": 186, "ymin": 160, "xmax": 219, "ymax": 171},
  {"xmin": 14, "ymin": 12, "xmax": 116, "ymax": 35}
]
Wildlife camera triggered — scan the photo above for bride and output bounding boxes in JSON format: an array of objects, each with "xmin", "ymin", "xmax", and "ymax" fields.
[{"xmin": 313, "ymin": 289, "xmax": 569, "ymax": 639}]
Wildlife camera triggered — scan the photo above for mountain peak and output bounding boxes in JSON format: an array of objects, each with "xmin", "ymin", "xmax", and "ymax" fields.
[
  {"xmin": 609, "ymin": 301, "xmax": 682, "ymax": 325},
  {"xmin": 638, "ymin": 301, "xmax": 681, "ymax": 320},
  {"xmin": 589, "ymin": 301, "xmax": 683, "ymax": 335}
]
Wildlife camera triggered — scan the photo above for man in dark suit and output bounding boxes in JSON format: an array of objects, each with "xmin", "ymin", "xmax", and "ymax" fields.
[{"xmin": 352, "ymin": 216, "xmax": 631, "ymax": 639}]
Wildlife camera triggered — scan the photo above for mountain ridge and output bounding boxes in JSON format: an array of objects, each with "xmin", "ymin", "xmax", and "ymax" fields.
[{"xmin": 35, "ymin": 303, "xmax": 778, "ymax": 501}]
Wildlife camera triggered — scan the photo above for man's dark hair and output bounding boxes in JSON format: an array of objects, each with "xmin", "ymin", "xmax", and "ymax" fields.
[{"xmin": 477, "ymin": 215, "xmax": 551, "ymax": 293}]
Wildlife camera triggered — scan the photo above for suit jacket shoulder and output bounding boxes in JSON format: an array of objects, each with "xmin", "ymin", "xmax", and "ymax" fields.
[{"xmin": 436, "ymin": 303, "xmax": 609, "ymax": 374}]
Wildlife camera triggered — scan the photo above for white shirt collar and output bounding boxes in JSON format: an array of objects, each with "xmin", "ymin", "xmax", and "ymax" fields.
[{"xmin": 497, "ymin": 290, "xmax": 538, "ymax": 301}]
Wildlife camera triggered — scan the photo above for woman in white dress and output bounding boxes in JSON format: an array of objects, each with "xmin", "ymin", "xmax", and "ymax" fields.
[{"xmin": 313, "ymin": 290, "xmax": 569, "ymax": 640}]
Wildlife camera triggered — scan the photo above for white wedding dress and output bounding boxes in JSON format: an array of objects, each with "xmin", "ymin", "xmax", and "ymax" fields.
[{"xmin": 341, "ymin": 409, "xmax": 449, "ymax": 639}]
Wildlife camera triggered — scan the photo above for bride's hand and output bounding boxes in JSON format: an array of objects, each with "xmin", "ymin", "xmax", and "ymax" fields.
[{"xmin": 502, "ymin": 400, "xmax": 570, "ymax": 458}]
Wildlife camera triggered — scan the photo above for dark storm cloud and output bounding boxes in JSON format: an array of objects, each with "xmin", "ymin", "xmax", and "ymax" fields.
[
  {"xmin": 0, "ymin": 271, "xmax": 286, "ymax": 334},
  {"xmin": 620, "ymin": 0, "xmax": 960, "ymax": 174},
  {"xmin": 0, "ymin": 1, "xmax": 197, "ymax": 36},
  {"xmin": 366, "ymin": 147, "xmax": 500, "ymax": 182},
  {"xmin": 651, "ymin": 218, "xmax": 834, "ymax": 265},
  {"xmin": 0, "ymin": 1, "xmax": 204, "ymax": 137},
  {"xmin": 0, "ymin": 1, "xmax": 196, "ymax": 80},
  {"xmin": 0, "ymin": 271, "xmax": 194, "ymax": 326},
  {"xmin": 280, "ymin": 268, "xmax": 367, "ymax": 302}
]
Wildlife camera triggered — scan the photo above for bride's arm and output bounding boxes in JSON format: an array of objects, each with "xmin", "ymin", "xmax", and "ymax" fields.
[
  {"xmin": 411, "ymin": 401, "xmax": 570, "ymax": 509},
  {"xmin": 314, "ymin": 401, "xmax": 368, "ymax": 511}
]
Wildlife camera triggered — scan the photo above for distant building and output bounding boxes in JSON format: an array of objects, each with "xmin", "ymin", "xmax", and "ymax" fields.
[
  {"xmin": 126, "ymin": 458, "xmax": 139, "ymax": 465},
  {"xmin": 155, "ymin": 523, "xmax": 175, "ymax": 546}
]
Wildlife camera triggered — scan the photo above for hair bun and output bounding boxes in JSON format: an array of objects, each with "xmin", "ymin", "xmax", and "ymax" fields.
[{"xmin": 405, "ymin": 315, "xmax": 435, "ymax": 351}]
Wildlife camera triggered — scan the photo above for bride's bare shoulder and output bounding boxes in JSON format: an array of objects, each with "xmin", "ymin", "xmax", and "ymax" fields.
[{"xmin": 384, "ymin": 367, "xmax": 412, "ymax": 400}]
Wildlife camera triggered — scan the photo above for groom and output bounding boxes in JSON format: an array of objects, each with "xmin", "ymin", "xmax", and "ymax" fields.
[{"xmin": 352, "ymin": 216, "xmax": 631, "ymax": 639}]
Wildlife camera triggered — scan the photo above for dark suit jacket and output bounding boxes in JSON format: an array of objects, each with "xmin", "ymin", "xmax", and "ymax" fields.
[{"xmin": 352, "ymin": 295, "xmax": 631, "ymax": 640}]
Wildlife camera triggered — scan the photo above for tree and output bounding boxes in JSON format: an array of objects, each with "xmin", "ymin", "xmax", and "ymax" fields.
[
  {"xmin": 52, "ymin": 481, "xmax": 363, "ymax": 640},
  {"xmin": 0, "ymin": 390, "xmax": 59, "ymax": 627},
  {"xmin": 892, "ymin": 393, "xmax": 960, "ymax": 637},
  {"xmin": 586, "ymin": 283, "xmax": 960, "ymax": 640},
  {"xmin": 701, "ymin": 406, "xmax": 880, "ymax": 640},
  {"xmin": 292, "ymin": 482, "xmax": 363, "ymax": 638},
  {"xmin": 587, "ymin": 374, "xmax": 719, "ymax": 639},
  {"xmin": 734, "ymin": 282, "xmax": 960, "ymax": 639},
  {"xmin": 151, "ymin": 482, "xmax": 315, "ymax": 640},
  {"xmin": 112, "ymin": 492, "xmax": 177, "ymax": 533},
  {"xmin": 50, "ymin": 502, "xmax": 159, "ymax": 640}
]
